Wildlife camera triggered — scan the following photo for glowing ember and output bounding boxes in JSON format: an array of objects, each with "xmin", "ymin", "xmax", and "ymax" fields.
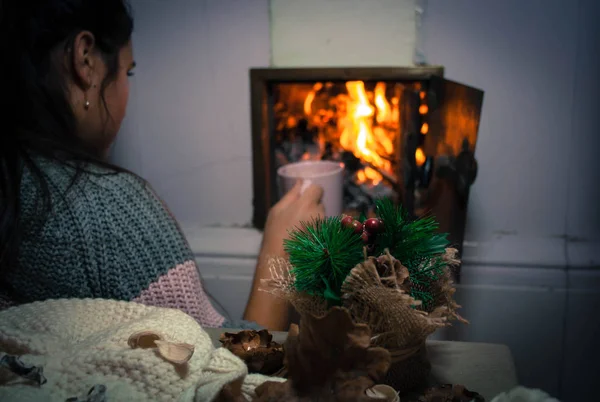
[{"xmin": 304, "ymin": 82, "xmax": 323, "ymax": 116}]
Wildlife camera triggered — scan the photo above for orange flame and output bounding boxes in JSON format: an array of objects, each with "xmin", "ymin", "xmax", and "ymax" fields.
[
  {"xmin": 304, "ymin": 82, "xmax": 323, "ymax": 116},
  {"xmin": 300, "ymin": 80, "xmax": 411, "ymax": 186},
  {"xmin": 374, "ymin": 82, "xmax": 391, "ymax": 124},
  {"xmin": 415, "ymin": 147, "xmax": 426, "ymax": 166},
  {"xmin": 339, "ymin": 81, "xmax": 393, "ymax": 184}
]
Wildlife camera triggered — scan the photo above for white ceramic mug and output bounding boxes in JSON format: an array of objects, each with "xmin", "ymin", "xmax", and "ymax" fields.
[{"xmin": 277, "ymin": 160, "xmax": 345, "ymax": 217}]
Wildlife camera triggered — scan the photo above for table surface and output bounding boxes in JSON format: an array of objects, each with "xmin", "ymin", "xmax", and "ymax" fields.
[{"xmin": 206, "ymin": 328, "xmax": 518, "ymax": 401}]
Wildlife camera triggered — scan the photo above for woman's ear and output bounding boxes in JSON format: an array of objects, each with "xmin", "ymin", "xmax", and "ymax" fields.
[{"xmin": 69, "ymin": 30, "xmax": 100, "ymax": 89}]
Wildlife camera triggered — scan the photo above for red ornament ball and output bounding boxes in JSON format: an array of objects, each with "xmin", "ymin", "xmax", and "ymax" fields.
[
  {"xmin": 341, "ymin": 215, "xmax": 354, "ymax": 228},
  {"xmin": 351, "ymin": 220, "xmax": 364, "ymax": 234},
  {"xmin": 364, "ymin": 218, "xmax": 384, "ymax": 234},
  {"xmin": 361, "ymin": 231, "xmax": 370, "ymax": 244}
]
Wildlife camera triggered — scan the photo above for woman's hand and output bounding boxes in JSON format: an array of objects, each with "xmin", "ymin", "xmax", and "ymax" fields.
[
  {"xmin": 262, "ymin": 180, "xmax": 325, "ymax": 255},
  {"xmin": 243, "ymin": 180, "xmax": 325, "ymax": 330}
]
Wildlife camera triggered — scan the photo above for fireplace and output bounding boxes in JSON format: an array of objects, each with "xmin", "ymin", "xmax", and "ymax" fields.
[{"xmin": 250, "ymin": 67, "xmax": 484, "ymax": 258}]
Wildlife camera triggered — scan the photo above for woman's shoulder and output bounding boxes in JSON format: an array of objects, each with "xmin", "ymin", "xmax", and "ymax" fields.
[
  {"xmin": 21, "ymin": 157, "xmax": 195, "ymax": 264},
  {"xmin": 21, "ymin": 157, "xmax": 181, "ymax": 238},
  {"xmin": 22, "ymin": 157, "xmax": 159, "ymax": 210},
  {"xmin": 27, "ymin": 157, "xmax": 146, "ymax": 196}
]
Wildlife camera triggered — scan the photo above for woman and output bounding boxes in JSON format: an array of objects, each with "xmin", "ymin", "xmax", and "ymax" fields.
[{"xmin": 0, "ymin": 0, "xmax": 323, "ymax": 330}]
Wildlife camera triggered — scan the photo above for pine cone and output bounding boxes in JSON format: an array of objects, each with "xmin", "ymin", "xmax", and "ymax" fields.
[
  {"xmin": 374, "ymin": 251, "xmax": 410, "ymax": 291},
  {"xmin": 220, "ymin": 330, "xmax": 285, "ymax": 375}
]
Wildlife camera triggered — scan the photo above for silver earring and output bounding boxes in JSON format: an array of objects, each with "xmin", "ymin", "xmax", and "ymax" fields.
[{"xmin": 84, "ymin": 99, "xmax": 90, "ymax": 110}]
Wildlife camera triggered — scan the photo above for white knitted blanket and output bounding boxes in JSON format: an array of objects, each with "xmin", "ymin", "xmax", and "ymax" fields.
[{"xmin": 0, "ymin": 299, "xmax": 281, "ymax": 401}]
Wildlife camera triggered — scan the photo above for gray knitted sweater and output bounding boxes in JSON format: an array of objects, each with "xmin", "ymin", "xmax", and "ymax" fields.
[{"xmin": 0, "ymin": 158, "xmax": 229, "ymax": 327}]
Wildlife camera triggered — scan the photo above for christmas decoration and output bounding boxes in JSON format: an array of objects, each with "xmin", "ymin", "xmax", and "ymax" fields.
[
  {"xmin": 263, "ymin": 197, "xmax": 467, "ymax": 393},
  {"xmin": 340, "ymin": 215, "xmax": 354, "ymax": 228},
  {"xmin": 220, "ymin": 330, "xmax": 285, "ymax": 375},
  {"xmin": 284, "ymin": 216, "xmax": 364, "ymax": 303},
  {"xmin": 214, "ymin": 317, "xmax": 483, "ymax": 402},
  {"xmin": 283, "ymin": 198, "xmax": 454, "ymax": 308},
  {"xmin": 253, "ymin": 307, "xmax": 392, "ymax": 402},
  {"xmin": 364, "ymin": 217, "xmax": 384, "ymax": 234}
]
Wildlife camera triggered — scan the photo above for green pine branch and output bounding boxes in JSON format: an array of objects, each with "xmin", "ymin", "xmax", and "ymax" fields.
[
  {"xmin": 373, "ymin": 198, "xmax": 450, "ymax": 308},
  {"xmin": 374, "ymin": 198, "xmax": 448, "ymax": 259},
  {"xmin": 284, "ymin": 216, "xmax": 364, "ymax": 304}
]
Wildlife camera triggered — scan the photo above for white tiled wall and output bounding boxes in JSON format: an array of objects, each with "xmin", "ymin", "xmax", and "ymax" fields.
[{"xmin": 270, "ymin": 0, "xmax": 416, "ymax": 67}]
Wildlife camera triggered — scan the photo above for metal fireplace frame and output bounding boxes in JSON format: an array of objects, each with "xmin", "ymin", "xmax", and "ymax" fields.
[
  {"xmin": 250, "ymin": 66, "xmax": 445, "ymax": 230},
  {"xmin": 249, "ymin": 66, "xmax": 483, "ymax": 283}
]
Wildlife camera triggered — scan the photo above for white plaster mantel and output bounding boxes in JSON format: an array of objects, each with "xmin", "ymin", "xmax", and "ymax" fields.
[{"xmin": 185, "ymin": 226, "xmax": 263, "ymax": 260}]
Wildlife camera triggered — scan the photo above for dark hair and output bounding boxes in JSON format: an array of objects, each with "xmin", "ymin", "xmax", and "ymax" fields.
[{"xmin": 0, "ymin": 0, "xmax": 134, "ymax": 273}]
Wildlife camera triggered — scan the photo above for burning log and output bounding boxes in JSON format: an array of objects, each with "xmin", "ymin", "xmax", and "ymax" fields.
[{"xmin": 378, "ymin": 153, "xmax": 397, "ymax": 165}]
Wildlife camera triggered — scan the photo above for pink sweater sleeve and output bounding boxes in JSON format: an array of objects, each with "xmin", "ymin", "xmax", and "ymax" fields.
[{"xmin": 132, "ymin": 260, "xmax": 225, "ymax": 328}]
